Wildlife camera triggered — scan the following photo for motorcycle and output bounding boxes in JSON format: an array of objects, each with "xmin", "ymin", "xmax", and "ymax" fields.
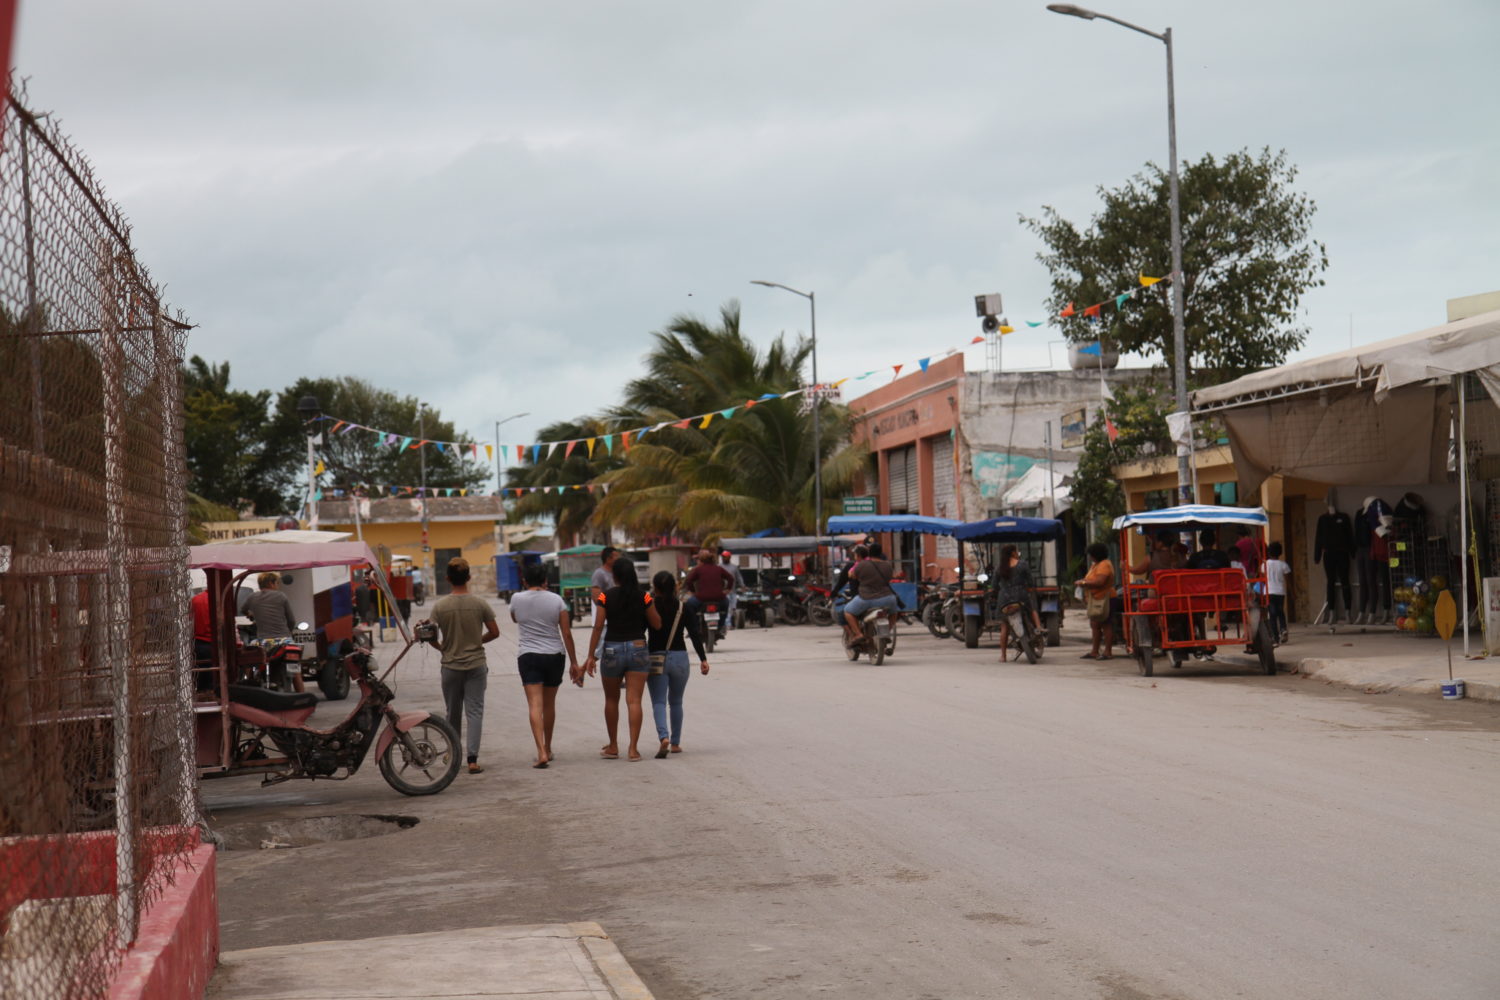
[
  {"xmin": 805, "ymin": 584, "xmax": 835, "ymax": 627},
  {"xmin": 770, "ymin": 575, "xmax": 810, "ymax": 626},
  {"xmin": 208, "ymin": 641, "xmax": 461, "ymax": 796},
  {"xmin": 844, "ymin": 607, "xmax": 897, "ymax": 666},
  {"xmin": 700, "ymin": 600, "xmax": 725, "ymax": 653},
  {"xmin": 1000, "ymin": 601, "xmax": 1046, "ymax": 664},
  {"xmin": 920, "ymin": 581, "xmax": 956, "ymax": 639}
]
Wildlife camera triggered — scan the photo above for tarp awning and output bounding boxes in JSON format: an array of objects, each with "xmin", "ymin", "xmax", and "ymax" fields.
[
  {"xmin": 189, "ymin": 541, "xmax": 382, "ymax": 571},
  {"xmin": 717, "ymin": 535, "xmax": 861, "ymax": 554},
  {"xmin": 999, "ymin": 463, "xmax": 1075, "ymax": 514},
  {"xmin": 824, "ymin": 515, "xmax": 963, "ymax": 537},
  {"xmin": 952, "ymin": 517, "xmax": 1064, "ymax": 542},
  {"xmin": 1193, "ymin": 309, "xmax": 1500, "ymax": 411},
  {"xmin": 1112, "ymin": 505, "xmax": 1268, "ymax": 532}
]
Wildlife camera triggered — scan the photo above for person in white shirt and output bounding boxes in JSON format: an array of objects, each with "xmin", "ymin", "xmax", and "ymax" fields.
[
  {"xmin": 1264, "ymin": 541, "xmax": 1292, "ymax": 645},
  {"xmin": 509, "ymin": 563, "xmax": 581, "ymax": 768}
]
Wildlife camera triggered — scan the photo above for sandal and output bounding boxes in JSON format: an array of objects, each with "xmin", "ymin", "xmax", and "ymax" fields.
[
  {"xmin": 467, "ymin": 763, "xmax": 484, "ymax": 774},
  {"xmin": 1080, "ymin": 652, "xmax": 1098, "ymax": 660}
]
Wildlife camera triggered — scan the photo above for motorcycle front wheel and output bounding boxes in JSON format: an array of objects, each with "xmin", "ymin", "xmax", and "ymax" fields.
[
  {"xmin": 808, "ymin": 596, "xmax": 834, "ymax": 627},
  {"xmin": 378, "ymin": 715, "xmax": 460, "ymax": 796}
]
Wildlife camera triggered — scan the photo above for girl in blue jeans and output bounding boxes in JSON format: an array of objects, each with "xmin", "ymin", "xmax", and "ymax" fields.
[
  {"xmin": 646, "ymin": 572, "xmax": 711, "ymax": 759},
  {"xmin": 584, "ymin": 558, "xmax": 662, "ymax": 761}
]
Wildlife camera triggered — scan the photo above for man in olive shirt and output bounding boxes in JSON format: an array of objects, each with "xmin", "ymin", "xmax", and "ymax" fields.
[{"xmin": 421, "ymin": 558, "xmax": 499, "ymax": 773}]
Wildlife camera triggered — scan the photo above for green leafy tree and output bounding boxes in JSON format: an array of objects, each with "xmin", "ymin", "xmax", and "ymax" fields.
[
  {"xmin": 1070, "ymin": 381, "xmax": 1172, "ymax": 533},
  {"xmin": 269, "ymin": 377, "xmax": 491, "ymax": 507},
  {"xmin": 182, "ymin": 356, "xmax": 297, "ymax": 515},
  {"xmin": 1023, "ymin": 147, "xmax": 1328, "ymax": 381}
]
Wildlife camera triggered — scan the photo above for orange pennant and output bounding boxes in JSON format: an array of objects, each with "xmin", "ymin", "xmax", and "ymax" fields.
[
  {"xmin": 564, "ymin": 440, "xmax": 577, "ymax": 458},
  {"xmin": 1059, "ymin": 302, "xmax": 1075, "ymax": 318},
  {"xmin": 893, "ymin": 364, "xmax": 903, "ymax": 376},
  {"xmin": 1082, "ymin": 303, "xmax": 1101, "ymax": 318},
  {"xmin": 970, "ymin": 336, "xmax": 984, "ymax": 344}
]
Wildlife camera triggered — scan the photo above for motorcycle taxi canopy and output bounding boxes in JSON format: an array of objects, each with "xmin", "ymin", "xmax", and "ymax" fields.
[
  {"xmin": 951, "ymin": 516, "xmax": 1064, "ymax": 543},
  {"xmin": 825, "ymin": 514, "xmax": 963, "ymax": 537},
  {"xmin": 189, "ymin": 540, "xmax": 411, "ymax": 643},
  {"xmin": 716, "ymin": 535, "xmax": 862, "ymax": 555},
  {"xmin": 1111, "ymin": 505, "xmax": 1268, "ymax": 534}
]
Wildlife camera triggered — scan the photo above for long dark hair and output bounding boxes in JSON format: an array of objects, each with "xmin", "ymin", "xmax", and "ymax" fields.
[
  {"xmin": 651, "ymin": 570, "xmax": 677, "ymax": 602},
  {"xmin": 997, "ymin": 544, "xmax": 1019, "ymax": 580},
  {"xmin": 611, "ymin": 557, "xmax": 640, "ymax": 599}
]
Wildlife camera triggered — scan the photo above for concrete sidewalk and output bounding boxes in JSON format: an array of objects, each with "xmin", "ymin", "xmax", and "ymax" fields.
[
  {"xmin": 1275, "ymin": 619, "xmax": 1500, "ymax": 701},
  {"xmin": 206, "ymin": 923, "xmax": 654, "ymax": 1000}
]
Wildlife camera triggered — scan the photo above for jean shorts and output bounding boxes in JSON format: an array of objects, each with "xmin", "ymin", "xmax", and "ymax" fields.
[
  {"xmin": 600, "ymin": 639, "xmax": 650, "ymax": 679},
  {"xmin": 845, "ymin": 593, "xmax": 899, "ymax": 618}
]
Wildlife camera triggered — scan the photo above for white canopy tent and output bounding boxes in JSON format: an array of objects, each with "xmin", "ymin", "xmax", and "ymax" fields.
[
  {"xmin": 1191, "ymin": 309, "xmax": 1500, "ymax": 657},
  {"xmin": 1000, "ymin": 462, "xmax": 1076, "ymax": 516}
]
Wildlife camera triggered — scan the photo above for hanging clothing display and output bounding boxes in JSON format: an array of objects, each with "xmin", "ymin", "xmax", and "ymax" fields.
[{"xmin": 1314, "ymin": 508, "xmax": 1354, "ymax": 618}]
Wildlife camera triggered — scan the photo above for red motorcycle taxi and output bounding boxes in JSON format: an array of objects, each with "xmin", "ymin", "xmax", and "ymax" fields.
[{"xmin": 191, "ymin": 541, "xmax": 460, "ymax": 796}]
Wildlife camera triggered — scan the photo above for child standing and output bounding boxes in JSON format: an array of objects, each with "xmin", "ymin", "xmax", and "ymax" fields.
[{"xmin": 1265, "ymin": 541, "xmax": 1292, "ymax": 645}]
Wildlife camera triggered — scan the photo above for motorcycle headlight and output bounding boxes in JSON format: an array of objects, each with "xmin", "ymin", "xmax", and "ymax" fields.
[{"xmin": 977, "ymin": 573, "xmax": 990, "ymax": 584}]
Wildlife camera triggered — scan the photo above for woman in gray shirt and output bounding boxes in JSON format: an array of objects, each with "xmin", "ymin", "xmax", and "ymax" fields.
[{"xmin": 509, "ymin": 563, "xmax": 580, "ymax": 768}]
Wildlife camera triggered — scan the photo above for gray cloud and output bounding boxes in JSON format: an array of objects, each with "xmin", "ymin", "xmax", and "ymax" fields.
[{"xmin": 15, "ymin": 0, "xmax": 1498, "ymax": 445}]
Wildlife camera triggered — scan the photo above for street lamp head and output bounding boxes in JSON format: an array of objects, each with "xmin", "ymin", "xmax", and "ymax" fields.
[
  {"xmin": 296, "ymin": 394, "xmax": 321, "ymax": 423},
  {"xmin": 750, "ymin": 280, "xmax": 775, "ymax": 287},
  {"xmin": 1046, "ymin": 3, "xmax": 1098, "ymax": 18}
]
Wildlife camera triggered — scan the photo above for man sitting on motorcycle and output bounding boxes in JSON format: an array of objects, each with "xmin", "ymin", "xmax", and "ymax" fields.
[
  {"xmin": 243, "ymin": 571, "xmax": 305, "ymax": 693},
  {"xmin": 842, "ymin": 543, "xmax": 899, "ymax": 646},
  {"xmin": 991, "ymin": 544, "xmax": 1041, "ymax": 664}
]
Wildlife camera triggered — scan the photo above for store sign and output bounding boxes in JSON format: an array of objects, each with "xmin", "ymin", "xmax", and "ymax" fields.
[
  {"xmin": 872, "ymin": 408, "xmax": 919, "ymax": 438},
  {"xmin": 1060, "ymin": 407, "xmax": 1087, "ymax": 449},
  {"xmin": 841, "ymin": 496, "xmax": 877, "ymax": 516}
]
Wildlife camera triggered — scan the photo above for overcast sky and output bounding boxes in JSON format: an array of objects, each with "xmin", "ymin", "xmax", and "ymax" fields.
[{"xmin": 15, "ymin": 1, "xmax": 1499, "ymax": 447}]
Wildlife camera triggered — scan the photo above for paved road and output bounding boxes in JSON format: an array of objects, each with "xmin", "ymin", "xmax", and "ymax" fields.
[{"xmin": 206, "ymin": 608, "xmax": 1500, "ymax": 999}]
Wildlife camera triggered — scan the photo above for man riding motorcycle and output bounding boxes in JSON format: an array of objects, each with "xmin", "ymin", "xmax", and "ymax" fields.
[{"xmin": 841, "ymin": 543, "xmax": 899, "ymax": 647}]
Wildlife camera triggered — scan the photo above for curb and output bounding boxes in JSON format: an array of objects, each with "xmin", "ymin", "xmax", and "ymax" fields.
[
  {"xmin": 570, "ymin": 922, "xmax": 657, "ymax": 1000},
  {"xmin": 1286, "ymin": 655, "xmax": 1500, "ymax": 703}
]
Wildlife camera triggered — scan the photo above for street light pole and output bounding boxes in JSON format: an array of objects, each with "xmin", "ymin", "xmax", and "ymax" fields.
[
  {"xmin": 493, "ymin": 411, "xmax": 530, "ymax": 554},
  {"xmin": 417, "ymin": 403, "xmax": 429, "ymax": 574},
  {"xmin": 296, "ymin": 395, "xmax": 322, "ymax": 528},
  {"xmin": 1047, "ymin": 3, "xmax": 1192, "ymax": 503},
  {"xmin": 751, "ymin": 280, "xmax": 822, "ymax": 538}
]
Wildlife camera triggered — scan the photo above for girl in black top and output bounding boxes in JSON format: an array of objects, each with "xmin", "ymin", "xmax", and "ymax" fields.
[
  {"xmin": 646, "ymin": 572, "xmax": 711, "ymax": 758},
  {"xmin": 584, "ymin": 558, "xmax": 662, "ymax": 761}
]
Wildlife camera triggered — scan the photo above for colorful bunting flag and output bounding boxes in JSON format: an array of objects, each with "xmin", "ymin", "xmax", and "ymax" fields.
[
  {"xmin": 1139, "ymin": 273, "xmax": 1164, "ymax": 287},
  {"xmin": 917, "ymin": 358, "xmax": 930, "ymax": 374},
  {"xmin": 565, "ymin": 440, "xmax": 577, "ymax": 458},
  {"xmin": 699, "ymin": 414, "xmax": 713, "ymax": 429},
  {"xmin": 970, "ymin": 335, "xmax": 984, "ymax": 344},
  {"xmin": 587, "ymin": 437, "xmax": 597, "ymax": 457},
  {"xmin": 1060, "ymin": 302, "xmax": 1076, "ymax": 318},
  {"xmin": 1105, "ymin": 415, "xmax": 1120, "ymax": 443},
  {"xmin": 1115, "ymin": 292, "xmax": 1131, "ymax": 310},
  {"xmin": 1082, "ymin": 304, "xmax": 1101, "ymax": 318},
  {"xmin": 1026, "ymin": 321, "xmax": 1044, "ymax": 328}
]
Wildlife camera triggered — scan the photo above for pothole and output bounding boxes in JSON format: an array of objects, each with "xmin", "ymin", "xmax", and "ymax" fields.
[{"xmin": 212, "ymin": 814, "xmax": 418, "ymax": 851}]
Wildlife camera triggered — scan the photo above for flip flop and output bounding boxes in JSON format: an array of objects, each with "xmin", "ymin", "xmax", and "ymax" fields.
[
  {"xmin": 1100, "ymin": 654, "xmax": 1114, "ymax": 661},
  {"xmin": 627, "ymin": 752, "xmax": 643, "ymax": 762},
  {"xmin": 599, "ymin": 750, "xmax": 619, "ymax": 759},
  {"xmin": 655, "ymin": 740, "xmax": 670, "ymax": 759},
  {"xmin": 1080, "ymin": 652, "xmax": 1098, "ymax": 660},
  {"xmin": 533, "ymin": 760, "xmax": 549, "ymax": 769}
]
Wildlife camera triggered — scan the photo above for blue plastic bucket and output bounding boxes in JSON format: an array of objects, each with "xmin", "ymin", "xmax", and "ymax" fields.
[{"xmin": 1441, "ymin": 679, "xmax": 1465, "ymax": 700}]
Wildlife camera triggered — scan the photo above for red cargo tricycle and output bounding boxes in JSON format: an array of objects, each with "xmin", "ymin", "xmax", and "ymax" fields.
[{"xmin": 1115, "ymin": 505, "xmax": 1277, "ymax": 679}]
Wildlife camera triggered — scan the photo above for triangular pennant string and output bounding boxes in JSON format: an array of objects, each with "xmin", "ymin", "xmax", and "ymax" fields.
[{"xmin": 587, "ymin": 437, "xmax": 597, "ymax": 457}]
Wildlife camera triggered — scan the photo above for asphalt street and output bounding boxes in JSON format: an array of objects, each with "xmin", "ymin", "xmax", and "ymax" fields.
[{"xmin": 205, "ymin": 605, "xmax": 1500, "ymax": 999}]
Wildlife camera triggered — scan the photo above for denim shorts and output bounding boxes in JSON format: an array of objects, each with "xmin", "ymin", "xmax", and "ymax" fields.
[
  {"xmin": 845, "ymin": 593, "xmax": 899, "ymax": 618},
  {"xmin": 600, "ymin": 639, "xmax": 650, "ymax": 679}
]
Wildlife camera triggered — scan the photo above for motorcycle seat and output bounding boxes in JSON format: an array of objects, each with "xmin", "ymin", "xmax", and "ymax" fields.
[{"xmin": 228, "ymin": 684, "xmax": 318, "ymax": 712}]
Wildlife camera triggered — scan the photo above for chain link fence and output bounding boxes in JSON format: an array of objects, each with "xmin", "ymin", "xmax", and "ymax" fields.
[{"xmin": 0, "ymin": 82, "xmax": 196, "ymax": 998}]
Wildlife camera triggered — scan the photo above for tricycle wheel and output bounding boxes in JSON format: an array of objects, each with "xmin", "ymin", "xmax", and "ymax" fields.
[
  {"xmin": 378, "ymin": 715, "xmax": 460, "ymax": 796},
  {"xmin": 317, "ymin": 654, "xmax": 350, "ymax": 701},
  {"xmin": 1255, "ymin": 619, "xmax": 1278, "ymax": 675},
  {"xmin": 1132, "ymin": 618, "xmax": 1154, "ymax": 677},
  {"xmin": 963, "ymin": 614, "xmax": 981, "ymax": 649},
  {"xmin": 945, "ymin": 603, "xmax": 966, "ymax": 642},
  {"xmin": 762, "ymin": 606, "xmax": 774, "ymax": 628}
]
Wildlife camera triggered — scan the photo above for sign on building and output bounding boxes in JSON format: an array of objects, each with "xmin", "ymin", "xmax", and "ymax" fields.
[
  {"xmin": 841, "ymin": 495, "xmax": 877, "ymax": 516},
  {"xmin": 1060, "ymin": 407, "xmax": 1087, "ymax": 449}
]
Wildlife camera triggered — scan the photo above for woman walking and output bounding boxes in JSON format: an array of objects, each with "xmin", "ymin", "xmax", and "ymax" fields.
[
  {"xmin": 992, "ymin": 544, "xmax": 1041, "ymax": 663},
  {"xmin": 509, "ymin": 562, "xmax": 581, "ymax": 768},
  {"xmin": 1075, "ymin": 542, "xmax": 1116, "ymax": 660},
  {"xmin": 646, "ymin": 572, "xmax": 710, "ymax": 759},
  {"xmin": 583, "ymin": 558, "xmax": 662, "ymax": 761}
]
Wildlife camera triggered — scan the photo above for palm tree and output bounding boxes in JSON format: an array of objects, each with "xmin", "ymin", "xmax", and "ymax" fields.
[
  {"xmin": 586, "ymin": 301, "xmax": 865, "ymax": 538},
  {"xmin": 505, "ymin": 417, "xmax": 623, "ymax": 544}
]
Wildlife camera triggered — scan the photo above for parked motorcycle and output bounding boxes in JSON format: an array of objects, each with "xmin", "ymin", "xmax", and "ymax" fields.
[
  {"xmin": 770, "ymin": 576, "xmax": 810, "ymax": 626},
  {"xmin": 1000, "ymin": 601, "xmax": 1046, "ymax": 664},
  {"xmin": 844, "ymin": 607, "xmax": 897, "ymax": 666},
  {"xmin": 805, "ymin": 585, "xmax": 835, "ymax": 627},
  {"xmin": 208, "ymin": 644, "xmax": 461, "ymax": 796}
]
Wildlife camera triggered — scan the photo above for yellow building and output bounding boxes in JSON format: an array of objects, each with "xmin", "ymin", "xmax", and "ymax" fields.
[{"xmin": 313, "ymin": 496, "xmax": 518, "ymax": 595}]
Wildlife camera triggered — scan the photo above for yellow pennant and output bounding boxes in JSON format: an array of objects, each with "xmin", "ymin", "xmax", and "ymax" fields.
[
  {"xmin": 1139, "ymin": 273, "xmax": 1164, "ymax": 287},
  {"xmin": 484, "ymin": 444, "xmax": 493, "ymax": 462},
  {"xmin": 999, "ymin": 325, "xmax": 1014, "ymax": 334},
  {"xmin": 700, "ymin": 413, "xmax": 713, "ymax": 429},
  {"xmin": 314, "ymin": 459, "xmax": 326, "ymax": 476},
  {"xmin": 586, "ymin": 437, "xmax": 597, "ymax": 457}
]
